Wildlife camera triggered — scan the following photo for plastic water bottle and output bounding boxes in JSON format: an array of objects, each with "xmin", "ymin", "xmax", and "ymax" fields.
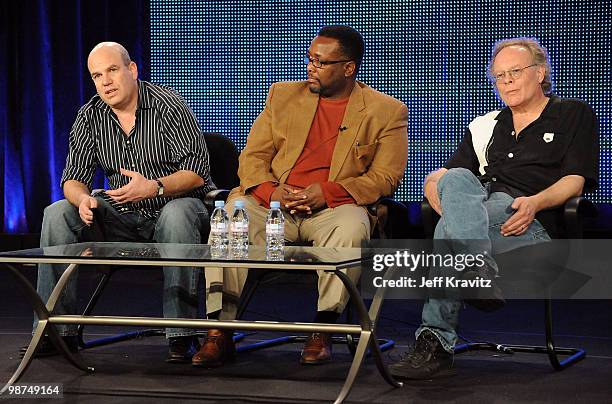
[
  {"xmin": 265, "ymin": 201, "xmax": 285, "ymax": 260},
  {"xmin": 209, "ymin": 200, "xmax": 229, "ymax": 258},
  {"xmin": 230, "ymin": 200, "xmax": 249, "ymax": 258}
]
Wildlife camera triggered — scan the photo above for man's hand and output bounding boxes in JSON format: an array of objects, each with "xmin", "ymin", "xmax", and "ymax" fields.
[
  {"xmin": 78, "ymin": 195, "xmax": 98, "ymax": 225},
  {"xmin": 424, "ymin": 168, "xmax": 447, "ymax": 215},
  {"xmin": 270, "ymin": 184, "xmax": 304, "ymax": 211},
  {"xmin": 285, "ymin": 183, "xmax": 326, "ymax": 215},
  {"xmin": 501, "ymin": 196, "xmax": 540, "ymax": 236},
  {"xmin": 106, "ymin": 168, "xmax": 158, "ymax": 203},
  {"xmin": 501, "ymin": 175, "xmax": 583, "ymax": 236}
]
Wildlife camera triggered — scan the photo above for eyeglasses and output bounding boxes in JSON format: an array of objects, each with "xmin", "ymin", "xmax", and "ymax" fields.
[
  {"xmin": 491, "ymin": 64, "xmax": 538, "ymax": 82},
  {"xmin": 304, "ymin": 55, "xmax": 351, "ymax": 69}
]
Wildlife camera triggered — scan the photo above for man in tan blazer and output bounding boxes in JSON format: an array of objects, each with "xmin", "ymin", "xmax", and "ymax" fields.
[{"xmin": 194, "ymin": 25, "xmax": 408, "ymax": 368}]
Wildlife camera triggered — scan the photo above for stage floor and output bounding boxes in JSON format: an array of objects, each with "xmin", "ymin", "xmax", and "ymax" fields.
[{"xmin": 1, "ymin": 268, "xmax": 611, "ymax": 402}]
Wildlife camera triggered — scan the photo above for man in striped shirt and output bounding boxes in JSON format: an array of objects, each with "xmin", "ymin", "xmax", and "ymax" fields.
[{"xmin": 31, "ymin": 42, "xmax": 214, "ymax": 363}]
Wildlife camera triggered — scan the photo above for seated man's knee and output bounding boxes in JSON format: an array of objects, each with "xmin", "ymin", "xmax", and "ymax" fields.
[
  {"xmin": 157, "ymin": 198, "xmax": 206, "ymax": 242},
  {"xmin": 438, "ymin": 167, "xmax": 479, "ymax": 192},
  {"xmin": 224, "ymin": 193, "xmax": 258, "ymax": 213},
  {"xmin": 330, "ymin": 220, "xmax": 370, "ymax": 245},
  {"xmin": 330, "ymin": 206, "xmax": 371, "ymax": 242},
  {"xmin": 223, "ymin": 194, "xmax": 241, "ymax": 213},
  {"xmin": 42, "ymin": 199, "xmax": 78, "ymax": 227},
  {"xmin": 159, "ymin": 198, "xmax": 205, "ymax": 223}
]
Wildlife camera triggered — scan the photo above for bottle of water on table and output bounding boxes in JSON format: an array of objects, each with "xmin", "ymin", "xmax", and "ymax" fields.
[
  {"xmin": 209, "ymin": 200, "xmax": 229, "ymax": 258},
  {"xmin": 230, "ymin": 200, "xmax": 249, "ymax": 258},
  {"xmin": 266, "ymin": 200, "xmax": 285, "ymax": 260}
]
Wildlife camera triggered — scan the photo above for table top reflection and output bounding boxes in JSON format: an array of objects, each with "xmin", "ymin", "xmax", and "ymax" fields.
[{"xmin": 0, "ymin": 242, "xmax": 366, "ymax": 268}]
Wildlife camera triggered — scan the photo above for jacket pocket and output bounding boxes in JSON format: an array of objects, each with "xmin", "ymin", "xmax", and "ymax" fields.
[{"xmin": 353, "ymin": 141, "xmax": 379, "ymax": 172}]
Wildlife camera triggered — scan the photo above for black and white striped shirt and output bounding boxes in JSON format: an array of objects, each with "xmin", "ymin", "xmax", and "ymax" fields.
[{"xmin": 61, "ymin": 80, "xmax": 215, "ymax": 217}]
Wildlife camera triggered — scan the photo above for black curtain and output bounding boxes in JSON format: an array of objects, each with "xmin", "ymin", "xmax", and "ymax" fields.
[{"xmin": 0, "ymin": 0, "xmax": 149, "ymax": 233}]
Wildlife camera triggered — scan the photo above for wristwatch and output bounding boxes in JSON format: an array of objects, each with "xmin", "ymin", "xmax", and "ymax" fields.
[{"xmin": 155, "ymin": 179, "xmax": 164, "ymax": 197}]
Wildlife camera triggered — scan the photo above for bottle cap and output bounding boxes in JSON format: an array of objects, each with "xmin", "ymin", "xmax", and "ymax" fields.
[
  {"xmin": 214, "ymin": 200, "xmax": 225, "ymax": 208},
  {"xmin": 234, "ymin": 200, "xmax": 245, "ymax": 208},
  {"xmin": 270, "ymin": 201, "xmax": 281, "ymax": 209}
]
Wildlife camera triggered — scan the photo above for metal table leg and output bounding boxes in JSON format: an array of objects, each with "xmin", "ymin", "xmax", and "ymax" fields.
[
  {"xmin": 1, "ymin": 263, "xmax": 94, "ymax": 394},
  {"xmin": 334, "ymin": 330, "xmax": 372, "ymax": 404},
  {"xmin": 366, "ymin": 264, "xmax": 403, "ymax": 387},
  {"xmin": 39, "ymin": 263, "xmax": 93, "ymax": 372},
  {"xmin": 1, "ymin": 320, "xmax": 48, "ymax": 395},
  {"xmin": 332, "ymin": 268, "xmax": 402, "ymax": 404}
]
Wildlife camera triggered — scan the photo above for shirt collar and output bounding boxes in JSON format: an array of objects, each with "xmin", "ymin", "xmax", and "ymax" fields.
[
  {"xmin": 136, "ymin": 80, "xmax": 152, "ymax": 110},
  {"xmin": 539, "ymin": 94, "xmax": 560, "ymax": 119},
  {"xmin": 494, "ymin": 94, "xmax": 559, "ymax": 123}
]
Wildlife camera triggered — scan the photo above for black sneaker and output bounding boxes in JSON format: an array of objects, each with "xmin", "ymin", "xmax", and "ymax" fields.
[
  {"xmin": 20, "ymin": 335, "xmax": 79, "ymax": 358},
  {"xmin": 461, "ymin": 264, "xmax": 506, "ymax": 312},
  {"xmin": 166, "ymin": 336, "xmax": 200, "ymax": 364},
  {"xmin": 389, "ymin": 330, "xmax": 456, "ymax": 380}
]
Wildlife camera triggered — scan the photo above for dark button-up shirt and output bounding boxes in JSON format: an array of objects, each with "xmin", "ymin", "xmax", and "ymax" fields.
[
  {"xmin": 446, "ymin": 95, "xmax": 598, "ymax": 195},
  {"xmin": 445, "ymin": 95, "xmax": 599, "ymax": 236}
]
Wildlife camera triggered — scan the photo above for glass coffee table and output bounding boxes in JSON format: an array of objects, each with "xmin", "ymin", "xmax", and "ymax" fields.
[{"xmin": 0, "ymin": 242, "xmax": 401, "ymax": 403}]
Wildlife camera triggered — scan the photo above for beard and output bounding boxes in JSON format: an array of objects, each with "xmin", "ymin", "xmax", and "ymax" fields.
[
  {"xmin": 308, "ymin": 82, "xmax": 335, "ymax": 98},
  {"xmin": 308, "ymin": 81, "xmax": 321, "ymax": 94}
]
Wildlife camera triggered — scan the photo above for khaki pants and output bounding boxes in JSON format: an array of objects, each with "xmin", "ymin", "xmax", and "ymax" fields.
[{"xmin": 205, "ymin": 194, "xmax": 370, "ymax": 320}]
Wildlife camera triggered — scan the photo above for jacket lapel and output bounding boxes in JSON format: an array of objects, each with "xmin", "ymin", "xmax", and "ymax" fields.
[
  {"xmin": 329, "ymin": 83, "xmax": 366, "ymax": 181},
  {"xmin": 281, "ymin": 87, "xmax": 319, "ymax": 183}
]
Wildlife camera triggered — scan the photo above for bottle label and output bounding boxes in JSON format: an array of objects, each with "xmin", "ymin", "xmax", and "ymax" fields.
[
  {"xmin": 231, "ymin": 222, "xmax": 248, "ymax": 232},
  {"xmin": 211, "ymin": 222, "xmax": 226, "ymax": 232},
  {"xmin": 266, "ymin": 223, "xmax": 284, "ymax": 233}
]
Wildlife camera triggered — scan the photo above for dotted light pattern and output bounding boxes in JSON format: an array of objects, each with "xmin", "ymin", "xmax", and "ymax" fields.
[{"xmin": 151, "ymin": 0, "xmax": 611, "ymax": 202}]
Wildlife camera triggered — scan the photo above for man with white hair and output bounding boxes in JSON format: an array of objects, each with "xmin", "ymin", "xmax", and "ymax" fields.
[
  {"xmin": 30, "ymin": 42, "xmax": 213, "ymax": 363},
  {"xmin": 389, "ymin": 38, "xmax": 599, "ymax": 379}
]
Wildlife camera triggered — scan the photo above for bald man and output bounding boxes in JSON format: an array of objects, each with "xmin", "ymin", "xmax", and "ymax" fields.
[{"xmin": 29, "ymin": 42, "xmax": 214, "ymax": 363}]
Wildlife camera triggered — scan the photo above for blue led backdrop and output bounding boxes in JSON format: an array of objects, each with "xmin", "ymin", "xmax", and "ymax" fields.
[
  {"xmin": 2, "ymin": 0, "xmax": 610, "ymax": 233},
  {"xmin": 150, "ymin": 0, "xmax": 611, "ymax": 202}
]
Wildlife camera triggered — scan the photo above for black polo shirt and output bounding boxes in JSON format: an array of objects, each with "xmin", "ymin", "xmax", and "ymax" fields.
[{"xmin": 445, "ymin": 95, "xmax": 599, "ymax": 236}]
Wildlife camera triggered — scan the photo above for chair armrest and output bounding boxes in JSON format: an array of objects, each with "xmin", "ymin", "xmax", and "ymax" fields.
[
  {"xmin": 204, "ymin": 189, "xmax": 230, "ymax": 209},
  {"xmin": 368, "ymin": 197, "xmax": 398, "ymax": 219},
  {"xmin": 563, "ymin": 196, "xmax": 597, "ymax": 238},
  {"xmin": 371, "ymin": 197, "xmax": 410, "ymax": 239}
]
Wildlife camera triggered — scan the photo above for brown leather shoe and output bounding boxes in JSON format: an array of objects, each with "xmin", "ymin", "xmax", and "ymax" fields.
[
  {"xmin": 192, "ymin": 329, "xmax": 235, "ymax": 368},
  {"xmin": 300, "ymin": 333, "xmax": 332, "ymax": 365}
]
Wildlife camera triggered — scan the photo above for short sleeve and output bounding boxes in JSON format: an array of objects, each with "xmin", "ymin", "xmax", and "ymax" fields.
[
  {"xmin": 444, "ymin": 128, "xmax": 480, "ymax": 176},
  {"xmin": 60, "ymin": 110, "xmax": 97, "ymax": 189},
  {"xmin": 560, "ymin": 102, "xmax": 599, "ymax": 193}
]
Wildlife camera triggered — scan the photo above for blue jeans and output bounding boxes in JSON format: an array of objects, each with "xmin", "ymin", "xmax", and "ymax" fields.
[
  {"xmin": 34, "ymin": 196, "xmax": 208, "ymax": 339},
  {"xmin": 417, "ymin": 168, "xmax": 551, "ymax": 352}
]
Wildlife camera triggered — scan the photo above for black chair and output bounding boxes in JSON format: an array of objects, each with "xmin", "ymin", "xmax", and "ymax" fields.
[
  {"xmin": 76, "ymin": 133, "xmax": 240, "ymax": 348},
  {"xmin": 421, "ymin": 196, "xmax": 597, "ymax": 370},
  {"xmin": 202, "ymin": 132, "xmax": 240, "ymax": 205}
]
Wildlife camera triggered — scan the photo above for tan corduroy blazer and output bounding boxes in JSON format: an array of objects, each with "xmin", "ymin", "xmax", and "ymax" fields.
[{"xmin": 232, "ymin": 80, "xmax": 408, "ymax": 206}]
